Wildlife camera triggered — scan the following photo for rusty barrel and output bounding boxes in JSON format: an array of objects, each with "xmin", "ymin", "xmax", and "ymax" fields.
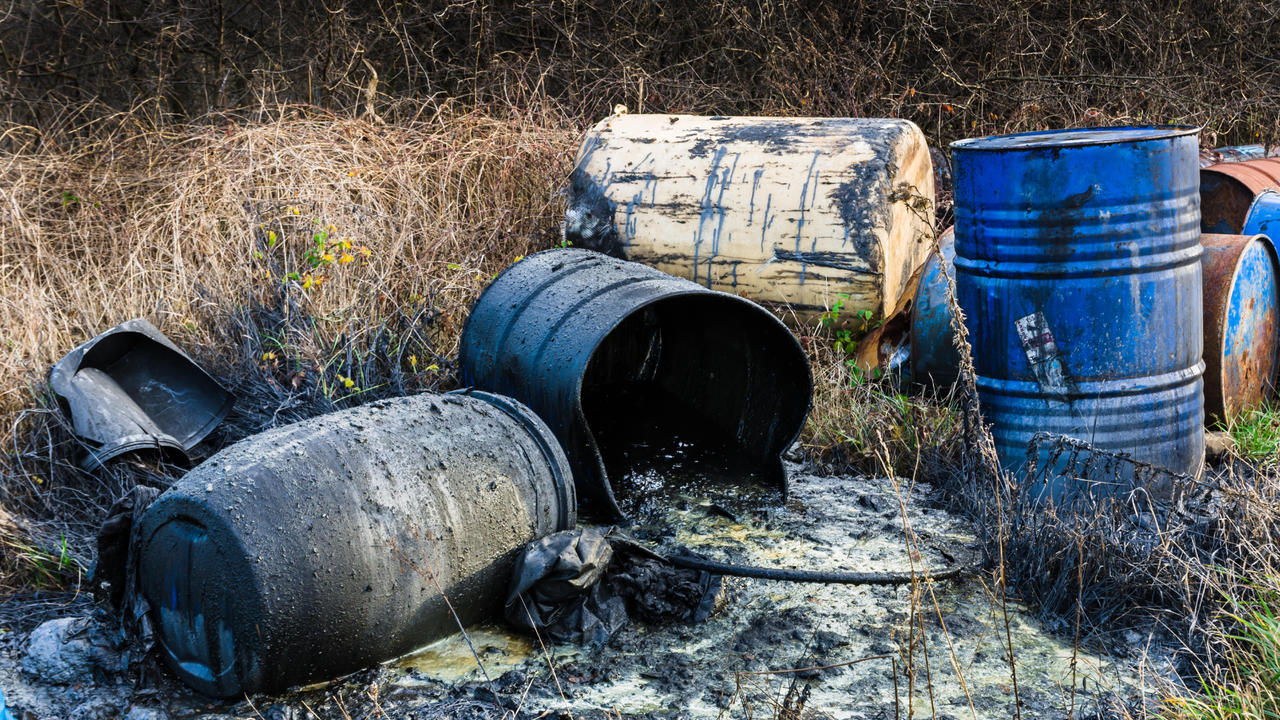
[
  {"xmin": 134, "ymin": 392, "xmax": 575, "ymax": 698},
  {"xmin": 564, "ymin": 114, "xmax": 935, "ymax": 326},
  {"xmin": 1201, "ymin": 158, "xmax": 1280, "ymax": 233},
  {"xmin": 458, "ymin": 248, "xmax": 812, "ymax": 519},
  {"xmin": 910, "ymin": 226, "xmax": 960, "ymax": 390},
  {"xmin": 952, "ymin": 126, "xmax": 1205, "ymax": 490},
  {"xmin": 1202, "ymin": 234, "xmax": 1280, "ymax": 422}
]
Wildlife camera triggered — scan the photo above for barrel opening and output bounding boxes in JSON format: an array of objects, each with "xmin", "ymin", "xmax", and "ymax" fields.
[
  {"xmin": 579, "ymin": 295, "xmax": 811, "ymax": 518},
  {"xmin": 1201, "ymin": 171, "xmax": 1255, "ymax": 234}
]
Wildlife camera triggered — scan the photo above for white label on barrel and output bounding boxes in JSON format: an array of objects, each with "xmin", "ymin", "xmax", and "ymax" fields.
[{"xmin": 1016, "ymin": 312, "xmax": 1073, "ymax": 396}]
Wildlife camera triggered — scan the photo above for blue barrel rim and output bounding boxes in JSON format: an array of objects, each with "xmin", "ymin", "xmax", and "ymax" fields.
[
  {"xmin": 1243, "ymin": 190, "xmax": 1280, "ymax": 235},
  {"xmin": 951, "ymin": 125, "xmax": 1199, "ymax": 151}
]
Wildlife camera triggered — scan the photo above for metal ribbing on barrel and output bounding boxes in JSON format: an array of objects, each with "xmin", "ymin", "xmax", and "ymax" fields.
[{"xmin": 951, "ymin": 126, "xmax": 1205, "ymax": 489}]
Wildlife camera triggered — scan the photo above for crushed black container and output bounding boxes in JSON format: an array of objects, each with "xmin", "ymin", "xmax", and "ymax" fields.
[
  {"xmin": 458, "ymin": 248, "xmax": 812, "ymax": 519},
  {"xmin": 50, "ymin": 319, "xmax": 233, "ymax": 468},
  {"xmin": 132, "ymin": 391, "xmax": 575, "ymax": 698}
]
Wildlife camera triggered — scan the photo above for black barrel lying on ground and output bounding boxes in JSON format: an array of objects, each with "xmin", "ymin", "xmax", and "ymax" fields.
[
  {"xmin": 458, "ymin": 248, "xmax": 812, "ymax": 519},
  {"xmin": 133, "ymin": 391, "xmax": 575, "ymax": 698}
]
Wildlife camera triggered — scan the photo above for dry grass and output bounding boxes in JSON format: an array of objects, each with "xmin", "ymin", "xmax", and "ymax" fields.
[
  {"xmin": 5, "ymin": 0, "xmax": 1280, "ymax": 148},
  {"xmin": 0, "ymin": 103, "xmax": 584, "ymax": 581},
  {"xmin": 0, "ymin": 102, "xmax": 577, "ymax": 409},
  {"xmin": 802, "ymin": 338, "xmax": 962, "ymax": 478}
]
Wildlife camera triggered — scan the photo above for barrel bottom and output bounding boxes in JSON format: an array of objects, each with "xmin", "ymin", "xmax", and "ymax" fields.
[{"xmin": 977, "ymin": 369, "xmax": 1205, "ymax": 503}]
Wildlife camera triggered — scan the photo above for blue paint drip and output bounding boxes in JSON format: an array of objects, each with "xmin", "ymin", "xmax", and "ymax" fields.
[
  {"xmin": 694, "ymin": 146, "xmax": 735, "ymax": 286},
  {"xmin": 795, "ymin": 151, "xmax": 822, "ymax": 285},
  {"xmin": 748, "ymin": 168, "xmax": 765, "ymax": 227},
  {"xmin": 625, "ymin": 195, "xmax": 640, "ymax": 239},
  {"xmin": 760, "ymin": 194, "xmax": 772, "ymax": 253},
  {"xmin": 706, "ymin": 154, "xmax": 740, "ymax": 287},
  {"xmin": 810, "ymin": 170, "xmax": 821, "ymax": 252}
]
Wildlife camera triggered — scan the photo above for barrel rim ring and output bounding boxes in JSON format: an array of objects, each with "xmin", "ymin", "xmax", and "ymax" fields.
[
  {"xmin": 950, "ymin": 125, "xmax": 1199, "ymax": 151},
  {"xmin": 445, "ymin": 389, "xmax": 578, "ymax": 532}
]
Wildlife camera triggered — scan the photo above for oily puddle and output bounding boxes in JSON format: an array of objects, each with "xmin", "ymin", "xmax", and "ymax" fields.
[{"xmin": 388, "ymin": 467, "xmax": 1151, "ymax": 719}]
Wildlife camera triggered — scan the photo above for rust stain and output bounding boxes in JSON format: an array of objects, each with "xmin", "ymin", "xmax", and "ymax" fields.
[
  {"xmin": 1201, "ymin": 233, "xmax": 1280, "ymax": 421},
  {"xmin": 1202, "ymin": 158, "xmax": 1280, "ymax": 233}
]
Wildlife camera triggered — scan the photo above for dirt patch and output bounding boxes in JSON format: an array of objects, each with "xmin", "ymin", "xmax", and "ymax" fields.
[{"xmin": 0, "ymin": 461, "xmax": 1171, "ymax": 719}]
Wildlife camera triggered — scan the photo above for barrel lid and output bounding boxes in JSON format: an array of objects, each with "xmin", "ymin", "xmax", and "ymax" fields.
[{"xmin": 952, "ymin": 125, "xmax": 1199, "ymax": 151}]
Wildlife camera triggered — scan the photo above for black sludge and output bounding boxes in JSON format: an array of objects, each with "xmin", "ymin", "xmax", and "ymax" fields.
[
  {"xmin": 133, "ymin": 391, "xmax": 575, "ymax": 698},
  {"xmin": 458, "ymin": 248, "xmax": 812, "ymax": 519}
]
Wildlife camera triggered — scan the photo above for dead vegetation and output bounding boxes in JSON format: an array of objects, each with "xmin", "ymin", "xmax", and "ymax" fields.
[
  {"xmin": 3, "ymin": 0, "xmax": 1280, "ymax": 147},
  {"xmin": 3, "ymin": 0, "xmax": 1280, "ymax": 716},
  {"xmin": 0, "ymin": 104, "xmax": 579, "ymax": 592}
]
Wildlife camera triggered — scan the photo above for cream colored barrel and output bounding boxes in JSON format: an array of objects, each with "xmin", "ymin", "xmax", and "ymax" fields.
[{"xmin": 563, "ymin": 114, "xmax": 935, "ymax": 325}]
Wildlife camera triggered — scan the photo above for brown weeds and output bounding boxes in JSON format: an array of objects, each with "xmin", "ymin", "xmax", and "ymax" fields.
[
  {"xmin": 0, "ymin": 105, "xmax": 581, "ymax": 588},
  {"xmin": 0, "ymin": 104, "xmax": 576, "ymax": 410}
]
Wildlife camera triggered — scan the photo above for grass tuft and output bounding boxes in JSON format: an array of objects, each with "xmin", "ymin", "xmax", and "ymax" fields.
[{"xmin": 1227, "ymin": 405, "xmax": 1280, "ymax": 467}]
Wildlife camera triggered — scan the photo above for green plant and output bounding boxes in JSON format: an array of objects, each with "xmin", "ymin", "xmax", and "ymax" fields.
[
  {"xmin": 1167, "ymin": 587, "xmax": 1280, "ymax": 720},
  {"xmin": 59, "ymin": 191, "xmax": 99, "ymax": 208},
  {"xmin": 819, "ymin": 299, "xmax": 884, "ymax": 357},
  {"xmin": 3, "ymin": 532, "xmax": 76, "ymax": 590},
  {"xmin": 819, "ymin": 295, "xmax": 856, "ymax": 354},
  {"xmin": 1227, "ymin": 404, "xmax": 1280, "ymax": 465},
  {"xmin": 257, "ymin": 211, "xmax": 373, "ymax": 291}
]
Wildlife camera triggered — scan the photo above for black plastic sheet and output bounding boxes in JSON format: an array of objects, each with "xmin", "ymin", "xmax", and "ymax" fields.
[{"xmin": 505, "ymin": 528, "xmax": 721, "ymax": 646}]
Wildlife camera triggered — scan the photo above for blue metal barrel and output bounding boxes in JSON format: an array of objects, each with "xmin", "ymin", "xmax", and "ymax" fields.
[
  {"xmin": 1201, "ymin": 233, "xmax": 1280, "ymax": 421},
  {"xmin": 910, "ymin": 226, "xmax": 960, "ymax": 390},
  {"xmin": 1243, "ymin": 190, "xmax": 1280, "ymax": 237},
  {"xmin": 951, "ymin": 126, "xmax": 1204, "ymax": 491}
]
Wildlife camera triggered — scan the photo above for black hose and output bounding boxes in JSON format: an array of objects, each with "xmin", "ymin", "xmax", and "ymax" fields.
[{"xmin": 668, "ymin": 554, "xmax": 967, "ymax": 585}]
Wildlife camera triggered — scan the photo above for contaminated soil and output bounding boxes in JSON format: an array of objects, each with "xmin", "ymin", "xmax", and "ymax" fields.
[{"xmin": 0, "ymin": 453, "xmax": 1178, "ymax": 720}]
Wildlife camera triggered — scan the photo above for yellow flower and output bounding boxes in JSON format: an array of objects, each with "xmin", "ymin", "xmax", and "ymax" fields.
[
  {"xmin": 408, "ymin": 354, "xmax": 418, "ymax": 369},
  {"xmin": 33, "ymin": 476, "xmax": 44, "ymax": 485},
  {"xmin": 513, "ymin": 255, "xmax": 524, "ymax": 262},
  {"xmin": 289, "ymin": 206, "xmax": 301, "ymax": 215},
  {"xmin": 426, "ymin": 363, "xmax": 439, "ymax": 372},
  {"xmin": 262, "ymin": 351, "xmax": 277, "ymax": 361},
  {"xmin": 339, "ymin": 253, "xmax": 354, "ymax": 264},
  {"xmin": 302, "ymin": 274, "xmax": 314, "ymax": 289},
  {"xmin": 343, "ymin": 377, "xmax": 355, "ymax": 388}
]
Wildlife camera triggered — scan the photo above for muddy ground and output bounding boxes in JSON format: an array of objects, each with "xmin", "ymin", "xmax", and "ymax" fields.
[{"xmin": 0, "ymin": 461, "xmax": 1178, "ymax": 720}]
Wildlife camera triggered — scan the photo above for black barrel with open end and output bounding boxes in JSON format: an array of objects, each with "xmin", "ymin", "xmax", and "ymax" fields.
[
  {"xmin": 133, "ymin": 391, "xmax": 575, "ymax": 698},
  {"xmin": 458, "ymin": 248, "xmax": 812, "ymax": 519}
]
